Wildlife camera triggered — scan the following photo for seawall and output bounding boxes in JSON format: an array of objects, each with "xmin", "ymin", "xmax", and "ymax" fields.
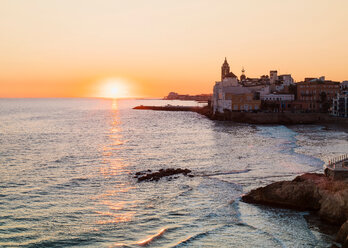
[
  {"xmin": 133, "ymin": 105, "xmax": 348, "ymax": 126},
  {"xmin": 212, "ymin": 111, "xmax": 348, "ymax": 126}
]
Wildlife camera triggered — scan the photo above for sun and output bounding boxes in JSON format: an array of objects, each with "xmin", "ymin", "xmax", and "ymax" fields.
[{"xmin": 97, "ymin": 78, "xmax": 130, "ymax": 99}]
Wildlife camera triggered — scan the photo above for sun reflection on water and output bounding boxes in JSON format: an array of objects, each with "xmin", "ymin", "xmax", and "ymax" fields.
[
  {"xmin": 95, "ymin": 99, "xmax": 136, "ymax": 225},
  {"xmin": 100, "ymin": 99, "xmax": 128, "ymax": 177},
  {"xmin": 112, "ymin": 99, "xmax": 118, "ymax": 110}
]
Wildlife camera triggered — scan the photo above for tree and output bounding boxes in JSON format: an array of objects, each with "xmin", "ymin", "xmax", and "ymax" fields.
[{"xmin": 288, "ymin": 84, "xmax": 297, "ymax": 99}]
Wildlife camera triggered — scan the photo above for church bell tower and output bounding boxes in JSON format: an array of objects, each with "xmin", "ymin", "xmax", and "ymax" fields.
[{"xmin": 221, "ymin": 57, "xmax": 230, "ymax": 81}]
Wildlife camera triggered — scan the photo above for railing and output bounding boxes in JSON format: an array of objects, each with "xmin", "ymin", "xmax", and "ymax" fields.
[{"xmin": 326, "ymin": 154, "xmax": 348, "ymax": 169}]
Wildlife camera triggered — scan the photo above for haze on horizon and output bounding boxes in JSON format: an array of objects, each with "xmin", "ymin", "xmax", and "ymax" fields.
[{"xmin": 1, "ymin": 0, "xmax": 348, "ymax": 98}]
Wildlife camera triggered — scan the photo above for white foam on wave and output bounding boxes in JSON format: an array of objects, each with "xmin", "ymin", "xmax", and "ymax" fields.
[
  {"xmin": 257, "ymin": 125, "xmax": 325, "ymax": 169},
  {"xmin": 136, "ymin": 227, "xmax": 167, "ymax": 246}
]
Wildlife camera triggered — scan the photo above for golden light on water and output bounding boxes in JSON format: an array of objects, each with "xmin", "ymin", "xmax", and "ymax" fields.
[
  {"xmin": 95, "ymin": 101, "xmax": 138, "ymax": 227},
  {"xmin": 97, "ymin": 78, "xmax": 131, "ymax": 99}
]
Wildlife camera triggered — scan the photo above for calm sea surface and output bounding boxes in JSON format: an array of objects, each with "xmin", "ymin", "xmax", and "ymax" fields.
[{"xmin": 1, "ymin": 98, "xmax": 347, "ymax": 247}]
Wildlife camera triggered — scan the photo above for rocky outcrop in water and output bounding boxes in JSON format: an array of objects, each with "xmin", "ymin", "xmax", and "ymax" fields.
[
  {"xmin": 134, "ymin": 168, "xmax": 193, "ymax": 182},
  {"xmin": 242, "ymin": 173, "xmax": 348, "ymax": 247}
]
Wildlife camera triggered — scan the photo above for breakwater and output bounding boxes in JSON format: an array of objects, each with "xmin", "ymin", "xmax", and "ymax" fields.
[
  {"xmin": 133, "ymin": 105, "xmax": 212, "ymax": 117},
  {"xmin": 133, "ymin": 105, "xmax": 202, "ymax": 112}
]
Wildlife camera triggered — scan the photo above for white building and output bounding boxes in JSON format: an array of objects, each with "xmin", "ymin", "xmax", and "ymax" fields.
[
  {"xmin": 279, "ymin": 74, "xmax": 294, "ymax": 86},
  {"xmin": 261, "ymin": 94, "xmax": 294, "ymax": 101},
  {"xmin": 213, "ymin": 79, "xmax": 252, "ymax": 114},
  {"xmin": 341, "ymin": 81, "xmax": 348, "ymax": 91},
  {"xmin": 332, "ymin": 92, "xmax": 348, "ymax": 118}
]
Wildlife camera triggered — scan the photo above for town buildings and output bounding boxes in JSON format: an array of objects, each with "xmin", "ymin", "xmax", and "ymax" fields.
[
  {"xmin": 341, "ymin": 81, "xmax": 348, "ymax": 91},
  {"xmin": 261, "ymin": 94, "xmax": 294, "ymax": 101},
  {"xmin": 296, "ymin": 77, "xmax": 340, "ymax": 112},
  {"xmin": 212, "ymin": 58, "xmax": 347, "ymax": 115},
  {"xmin": 332, "ymin": 92, "xmax": 348, "ymax": 118},
  {"xmin": 213, "ymin": 76, "xmax": 253, "ymax": 113},
  {"xmin": 212, "ymin": 58, "xmax": 294, "ymax": 114},
  {"xmin": 227, "ymin": 93, "xmax": 261, "ymax": 111}
]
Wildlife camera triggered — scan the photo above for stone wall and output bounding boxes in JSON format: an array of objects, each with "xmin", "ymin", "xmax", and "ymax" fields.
[
  {"xmin": 325, "ymin": 168, "xmax": 348, "ymax": 181},
  {"xmin": 212, "ymin": 111, "xmax": 348, "ymax": 125}
]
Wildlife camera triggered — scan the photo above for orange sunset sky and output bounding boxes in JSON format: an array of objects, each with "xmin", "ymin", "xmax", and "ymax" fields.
[{"xmin": 1, "ymin": 0, "xmax": 348, "ymax": 98}]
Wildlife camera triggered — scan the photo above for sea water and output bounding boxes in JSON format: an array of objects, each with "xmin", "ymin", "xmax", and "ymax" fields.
[{"xmin": 0, "ymin": 98, "xmax": 347, "ymax": 247}]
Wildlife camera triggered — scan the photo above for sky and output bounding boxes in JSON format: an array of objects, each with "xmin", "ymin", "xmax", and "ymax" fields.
[{"xmin": 1, "ymin": 0, "xmax": 348, "ymax": 98}]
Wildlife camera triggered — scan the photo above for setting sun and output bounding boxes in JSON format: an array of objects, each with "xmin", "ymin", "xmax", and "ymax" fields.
[
  {"xmin": 1, "ymin": 1, "xmax": 348, "ymax": 247},
  {"xmin": 97, "ymin": 78, "xmax": 131, "ymax": 99}
]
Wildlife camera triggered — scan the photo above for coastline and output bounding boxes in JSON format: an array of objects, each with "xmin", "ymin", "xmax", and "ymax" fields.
[
  {"xmin": 134, "ymin": 104, "xmax": 348, "ymax": 245},
  {"xmin": 211, "ymin": 111, "xmax": 348, "ymax": 126},
  {"xmin": 133, "ymin": 105, "xmax": 348, "ymax": 130}
]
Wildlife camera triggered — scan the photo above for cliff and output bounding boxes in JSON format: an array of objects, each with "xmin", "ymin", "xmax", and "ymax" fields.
[{"xmin": 242, "ymin": 173, "xmax": 348, "ymax": 247}]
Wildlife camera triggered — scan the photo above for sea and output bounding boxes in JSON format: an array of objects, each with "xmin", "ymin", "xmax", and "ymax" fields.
[{"xmin": 1, "ymin": 98, "xmax": 347, "ymax": 248}]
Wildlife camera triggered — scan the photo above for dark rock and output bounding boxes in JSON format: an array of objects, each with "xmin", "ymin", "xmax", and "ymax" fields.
[
  {"xmin": 337, "ymin": 221, "xmax": 348, "ymax": 245},
  {"xmin": 304, "ymin": 213, "xmax": 340, "ymax": 236},
  {"xmin": 242, "ymin": 175, "xmax": 321, "ymax": 210},
  {"xmin": 136, "ymin": 168, "xmax": 193, "ymax": 182},
  {"xmin": 344, "ymin": 238, "xmax": 348, "ymax": 248},
  {"xmin": 242, "ymin": 173, "xmax": 348, "ymax": 246}
]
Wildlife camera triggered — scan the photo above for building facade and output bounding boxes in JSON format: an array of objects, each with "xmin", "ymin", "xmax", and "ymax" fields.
[
  {"xmin": 296, "ymin": 79, "xmax": 340, "ymax": 112},
  {"xmin": 260, "ymin": 94, "xmax": 295, "ymax": 112},
  {"xmin": 213, "ymin": 58, "xmax": 298, "ymax": 114},
  {"xmin": 332, "ymin": 92, "xmax": 348, "ymax": 118},
  {"xmin": 341, "ymin": 81, "xmax": 348, "ymax": 91},
  {"xmin": 261, "ymin": 94, "xmax": 294, "ymax": 101},
  {"xmin": 213, "ymin": 58, "xmax": 268, "ymax": 114},
  {"xmin": 213, "ymin": 82, "xmax": 252, "ymax": 113},
  {"xmin": 226, "ymin": 93, "xmax": 261, "ymax": 111}
]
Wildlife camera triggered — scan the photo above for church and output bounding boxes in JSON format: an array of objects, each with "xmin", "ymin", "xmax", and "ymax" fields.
[{"xmin": 212, "ymin": 58, "xmax": 266, "ymax": 114}]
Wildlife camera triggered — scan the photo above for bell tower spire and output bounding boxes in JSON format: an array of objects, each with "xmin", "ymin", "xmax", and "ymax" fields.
[
  {"xmin": 221, "ymin": 57, "xmax": 230, "ymax": 81},
  {"xmin": 240, "ymin": 66, "xmax": 246, "ymax": 81}
]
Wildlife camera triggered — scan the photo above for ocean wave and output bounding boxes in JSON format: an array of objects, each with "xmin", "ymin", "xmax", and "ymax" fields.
[
  {"xmin": 200, "ymin": 169, "xmax": 251, "ymax": 177},
  {"xmin": 136, "ymin": 227, "xmax": 167, "ymax": 246}
]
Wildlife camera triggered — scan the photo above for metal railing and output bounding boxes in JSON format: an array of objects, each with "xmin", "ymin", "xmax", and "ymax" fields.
[{"xmin": 326, "ymin": 154, "xmax": 348, "ymax": 170}]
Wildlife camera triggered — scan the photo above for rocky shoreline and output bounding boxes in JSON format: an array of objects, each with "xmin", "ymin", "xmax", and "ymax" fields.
[{"xmin": 242, "ymin": 173, "xmax": 348, "ymax": 247}]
